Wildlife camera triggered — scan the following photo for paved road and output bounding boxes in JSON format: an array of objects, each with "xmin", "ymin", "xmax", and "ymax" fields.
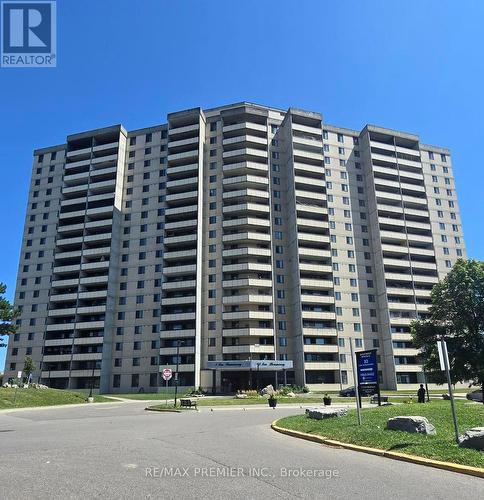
[{"xmin": 0, "ymin": 402, "xmax": 481, "ymax": 499}]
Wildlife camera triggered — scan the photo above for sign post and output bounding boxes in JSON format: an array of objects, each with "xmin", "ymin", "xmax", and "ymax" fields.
[
  {"xmin": 350, "ymin": 339, "xmax": 362, "ymax": 425},
  {"xmin": 13, "ymin": 371, "xmax": 22, "ymax": 405},
  {"xmin": 162, "ymin": 368, "xmax": 173, "ymax": 407},
  {"xmin": 356, "ymin": 349, "xmax": 380, "ymax": 406},
  {"xmin": 438, "ymin": 339, "xmax": 460, "ymax": 443}
]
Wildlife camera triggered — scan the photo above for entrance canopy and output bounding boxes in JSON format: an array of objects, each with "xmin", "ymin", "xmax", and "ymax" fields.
[{"xmin": 206, "ymin": 360, "xmax": 293, "ymax": 371}]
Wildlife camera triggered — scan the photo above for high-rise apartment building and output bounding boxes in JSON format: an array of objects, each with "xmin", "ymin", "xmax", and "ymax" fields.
[{"xmin": 5, "ymin": 102, "xmax": 466, "ymax": 393}]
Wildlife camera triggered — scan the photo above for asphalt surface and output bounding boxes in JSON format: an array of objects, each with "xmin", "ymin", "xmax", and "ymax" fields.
[{"xmin": 0, "ymin": 402, "xmax": 481, "ymax": 499}]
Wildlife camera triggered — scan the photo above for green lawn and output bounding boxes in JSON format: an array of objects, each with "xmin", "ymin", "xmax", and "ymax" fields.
[
  {"xmin": 276, "ymin": 400, "xmax": 484, "ymax": 468},
  {"xmin": 0, "ymin": 387, "xmax": 110, "ymax": 410}
]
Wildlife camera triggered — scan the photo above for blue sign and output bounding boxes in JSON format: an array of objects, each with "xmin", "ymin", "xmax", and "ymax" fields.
[
  {"xmin": 1, "ymin": 1, "xmax": 57, "ymax": 67},
  {"xmin": 356, "ymin": 349, "xmax": 378, "ymax": 385}
]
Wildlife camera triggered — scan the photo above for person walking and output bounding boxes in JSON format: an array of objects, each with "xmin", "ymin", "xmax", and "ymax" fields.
[{"xmin": 417, "ymin": 384, "xmax": 426, "ymax": 403}]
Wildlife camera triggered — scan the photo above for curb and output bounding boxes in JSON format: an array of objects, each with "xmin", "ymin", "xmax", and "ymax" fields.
[
  {"xmin": 0, "ymin": 401, "xmax": 122, "ymax": 413},
  {"xmin": 145, "ymin": 407, "xmax": 182, "ymax": 413},
  {"xmin": 271, "ymin": 420, "xmax": 484, "ymax": 479}
]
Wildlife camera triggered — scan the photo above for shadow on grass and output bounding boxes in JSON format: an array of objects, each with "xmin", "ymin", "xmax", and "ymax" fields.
[{"xmin": 387, "ymin": 443, "xmax": 413, "ymax": 451}]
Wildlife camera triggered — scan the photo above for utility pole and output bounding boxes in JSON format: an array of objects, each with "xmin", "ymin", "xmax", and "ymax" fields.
[
  {"xmin": 350, "ymin": 338, "xmax": 362, "ymax": 425},
  {"xmin": 173, "ymin": 340, "xmax": 183, "ymax": 408},
  {"xmin": 88, "ymin": 362, "xmax": 96, "ymax": 399},
  {"xmin": 440, "ymin": 338, "xmax": 460, "ymax": 443}
]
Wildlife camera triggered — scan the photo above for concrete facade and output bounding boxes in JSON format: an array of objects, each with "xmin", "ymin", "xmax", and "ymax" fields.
[{"xmin": 5, "ymin": 102, "xmax": 466, "ymax": 392}]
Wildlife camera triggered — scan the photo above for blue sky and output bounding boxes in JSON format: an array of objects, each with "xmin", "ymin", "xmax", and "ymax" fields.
[{"xmin": 1, "ymin": 0, "xmax": 483, "ymax": 370}]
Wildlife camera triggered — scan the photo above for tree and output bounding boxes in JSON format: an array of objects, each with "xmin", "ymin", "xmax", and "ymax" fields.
[
  {"xmin": 23, "ymin": 356, "xmax": 36, "ymax": 382},
  {"xmin": 0, "ymin": 282, "xmax": 18, "ymax": 348},
  {"xmin": 411, "ymin": 259, "xmax": 484, "ymax": 401}
]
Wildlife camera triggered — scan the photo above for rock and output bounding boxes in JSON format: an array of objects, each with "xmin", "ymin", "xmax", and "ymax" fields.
[
  {"xmin": 235, "ymin": 393, "xmax": 248, "ymax": 399},
  {"xmin": 306, "ymin": 407, "xmax": 347, "ymax": 420},
  {"xmin": 459, "ymin": 427, "xmax": 484, "ymax": 450},
  {"xmin": 386, "ymin": 416, "xmax": 436, "ymax": 435},
  {"xmin": 286, "ymin": 392, "xmax": 296, "ymax": 398},
  {"xmin": 260, "ymin": 385, "xmax": 275, "ymax": 396}
]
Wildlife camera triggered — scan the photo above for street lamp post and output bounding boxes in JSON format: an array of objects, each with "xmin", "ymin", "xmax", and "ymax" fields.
[
  {"xmin": 88, "ymin": 362, "xmax": 96, "ymax": 399},
  {"xmin": 173, "ymin": 340, "xmax": 184, "ymax": 408}
]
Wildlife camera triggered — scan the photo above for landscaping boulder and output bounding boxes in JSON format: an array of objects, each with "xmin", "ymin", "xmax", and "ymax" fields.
[
  {"xmin": 235, "ymin": 393, "xmax": 248, "ymax": 399},
  {"xmin": 386, "ymin": 416, "xmax": 436, "ymax": 435},
  {"xmin": 286, "ymin": 392, "xmax": 296, "ymax": 398},
  {"xmin": 306, "ymin": 407, "xmax": 347, "ymax": 420},
  {"xmin": 458, "ymin": 427, "xmax": 484, "ymax": 450},
  {"xmin": 260, "ymin": 384, "xmax": 275, "ymax": 396}
]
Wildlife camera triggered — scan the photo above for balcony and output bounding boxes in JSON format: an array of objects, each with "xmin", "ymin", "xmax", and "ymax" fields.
[
  {"xmin": 48, "ymin": 308, "xmax": 77, "ymax": 317},
  {"xmin": 162, "ymin": 280, "xmax": 197, "ymax": 291},
  {"xmin": 164, "ymin": 233, "xmax": 197, "ymax": 245},
  {"xmin": 222, "ymin": 310, "xmax": 273, "ymax": 321},
  {"xmin": 161, "ymin": 295, "xmax": 196, "ymax": 306},
  {"xmin": 300, "ymin": 295, "xmax": 334, "ymax": 305},
  {"xmin": 161, "ymin": 312, "xmax": 196, "ymax": 322},
  {"xmin": 222, "ymin": 278, "xmax": 272, "ymax": 289},
  {"xmin": 222, "ymin": 232, "xmax": 270, "ymax": 244},
  {"xmin": 222, "ymin": 262, "xmax": 272, "ymax": 273},
  {"xmin": 302, "ymin": 328, "xmax": 337, "ymax": 337},
  {"xmin": 222, "ymin": 162, "xmax": 268, "ymax": 175},
  {"xmin": 301, "ymin": 311, "xmax": 335, "ymax": 321},
  {"xmin": 222, "ymin": 202, "xmax": 270, "ymax": 215},
  {"xmin": 222, "ymin": 148, "xmax": 268, "ymax": 161},
  {"xmin": 165, "ymin": 190, "xmax": 198, "ymax": 203},
  {"xmin": 159, "ymin": 328, "xmax": 195, "ymax": 338},
  {"xmin": 298, "ymin": 247, "xmax": 331, "ymax": 259},
  {"xmin": 76, "ymin": 320, "xmax": 105, "ymax": 330},
  {"xmin": 299, "ymin": 278, "xmax": 333, "ymax": 290},
  {"xmin": 222, "ymin": 327, "xmax": 273, "ymax": 337},
  {"xmin": 303, "ymin": 344, "xmax": 339, "ymax": 354},
  {"xmin": 165, "ymin": 204, "xmax": 198, "ymax": 216},
  {"xmin": 167, "ymin": 163, "xmax": 199, "ymax": 176},
  {"xmin": 163, "ymin": 264, "xmax": 197, "ymax": 276},
  {"xmin": 168, "ymin": 123, "xmax": 199, "ymax": 136},
  {"xmin": 166, "ymin": 176, "xmax": 198, "ymax": 191},
  {"xmin": 299, "ymin": 263, "xmax": 332, "ymax": 274},
  {"xmin": 303, "ymin": 362, "xmax": 340, "ymax": 370},
  {"xmin": 167, "ymin": 149, "xmax": 199, "ymax": 163},
  {"xmin": 222, "ymin": 174, "xmax": 268, "ymax": 189},
  {"xmin": 222, "ymin": 135, "xmax": 268, "ymax": 148},
  {"xmin": 164, "ymin": 219, "xmax": 198, "ymax": 230},
  {"xmin": 222, "ymin": 188, "xmax": 269, "ymax": 201},
  {"xmin": 222, "ymin": 294, "xmax": 272, "ymax": 305},
  {"xmin": 223, "ymin": 122, "xmax": 267, "ymax": 134},
  {"xmin": 222, "ymin": 247, "xmax": 271, "ymax": 258},
  {"xmin": 298, "ymin": 232, "xmax": 330, "ymax": 244},
  {"xmin": 222, "ymin": 344, "xmax": 274, "ymax": 355},
  {"xmin": 163, "ymin": 249, "xmax": 197, "ymax": 260},
  {"xmin": 222, "ymin": 217, "xmax": 269, "ymax": 230}
]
